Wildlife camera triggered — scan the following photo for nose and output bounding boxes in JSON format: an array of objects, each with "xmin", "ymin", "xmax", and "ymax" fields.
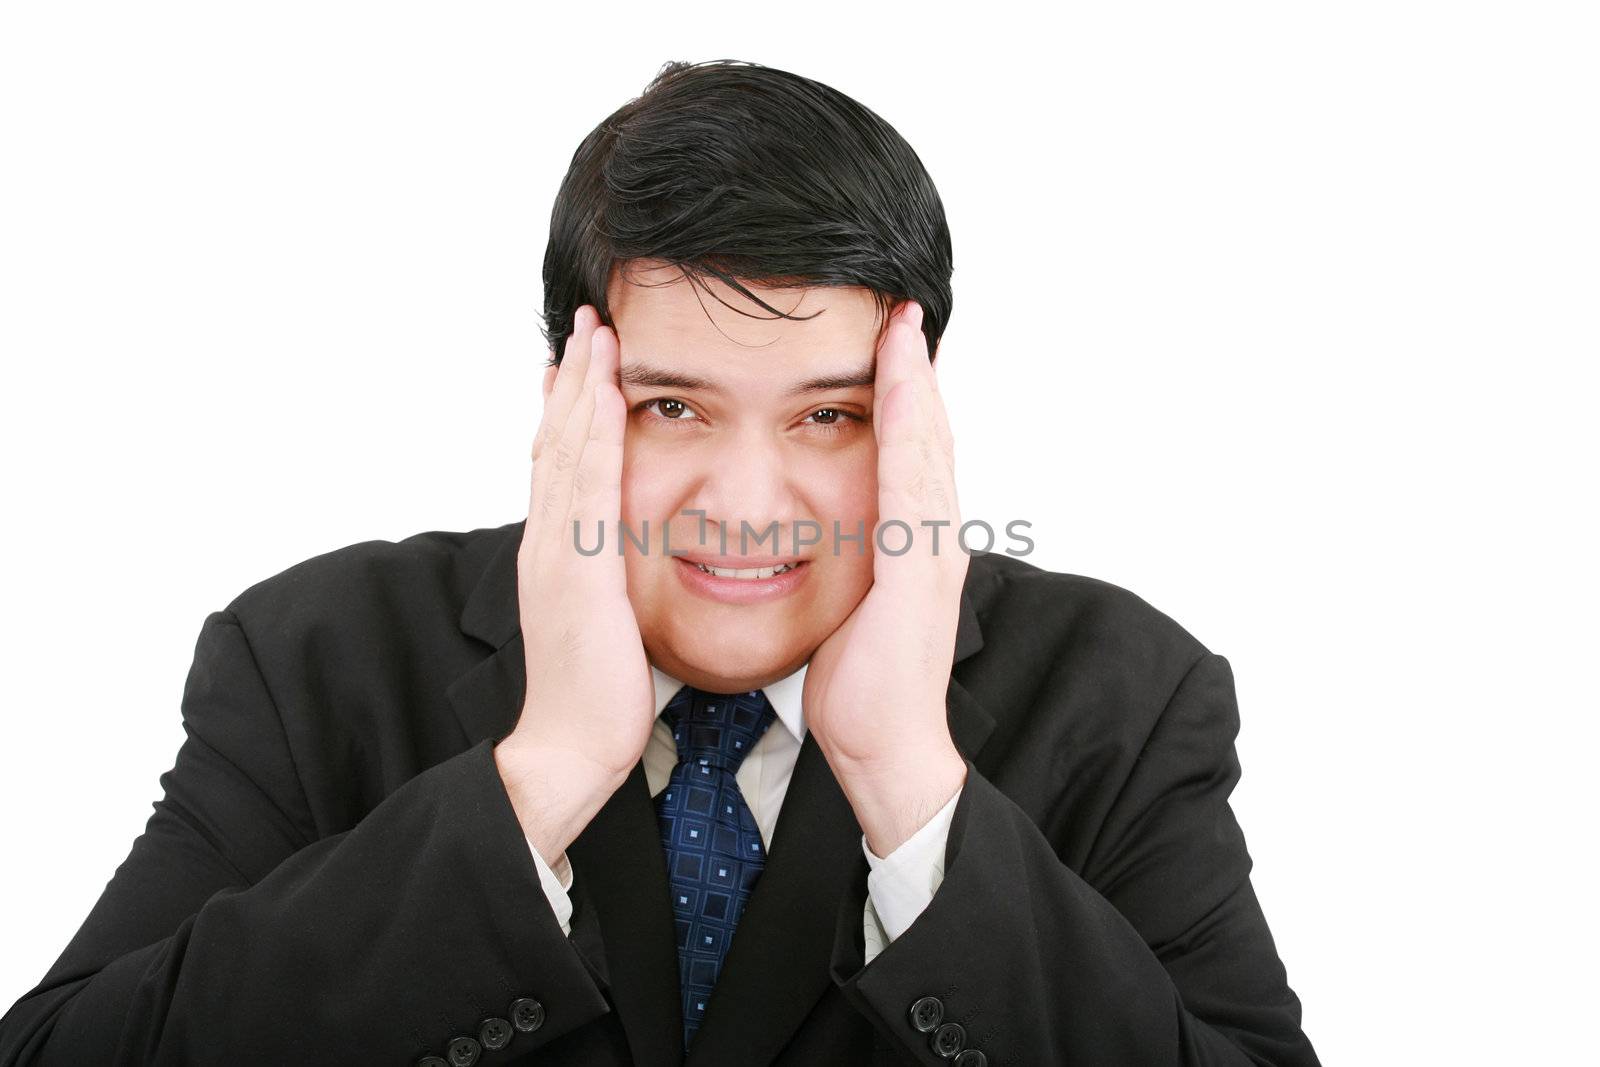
[{"xmin": 682, "ymin": 430, "xmax": 806, "ymax": 555}]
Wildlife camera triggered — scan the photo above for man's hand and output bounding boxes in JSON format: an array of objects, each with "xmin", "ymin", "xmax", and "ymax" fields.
[
  {"xmin": 494, "ymin": 305, "xmax": 656, "ymax": 863},
  {"xmin": 802, "ymin": 300, "xmax": 970, "ymax": 858}
]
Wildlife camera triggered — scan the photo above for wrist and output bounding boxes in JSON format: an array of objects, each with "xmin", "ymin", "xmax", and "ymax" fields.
[
  {"xmin": 494, "ymin": 735, "xmax": 626, "ymax": 860},
  {"xmin": 837, "ymin": 741, "xmax": 967, "ymax": 858}
]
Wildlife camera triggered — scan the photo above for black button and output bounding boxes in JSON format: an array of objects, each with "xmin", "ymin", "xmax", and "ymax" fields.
[
  {"xmin": 416, "ymin": 1058, "xmax": 448, "ymax": 1067},
  {"xmin": 510, "ymin": 996, "xmax": 547, "ymax": 1032},
  {"xmin": 478, "ymin": 1016, "xmax": 513, "ymax": 1050},
  {"xmin": 953, "ymin": 1051, "xmax": 987, "ymax": 1067},
  {"xmin": 931, "ymin": 1021, "xmax": 966, "ymax": 1057},
  {"xmin": 909, "ymin": 995, "xmax": 944, "ymax": 1033},
  {"xmin": 445, "ymin": 1035, "xmax": 481, "ymax": 1066}
]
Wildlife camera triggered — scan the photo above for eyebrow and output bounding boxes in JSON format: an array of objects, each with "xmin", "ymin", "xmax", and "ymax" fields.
[{"xmin": 618, "ymin": 360, "xmax": 877, "ymax": 396}]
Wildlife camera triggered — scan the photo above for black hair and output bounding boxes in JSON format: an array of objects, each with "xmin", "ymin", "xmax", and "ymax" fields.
[{"xmin": 540, "ymin": 58, "xmax": 953, "ymax": 366}]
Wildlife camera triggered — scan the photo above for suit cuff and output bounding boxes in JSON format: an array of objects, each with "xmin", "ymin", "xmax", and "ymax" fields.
[
  {"xmin": 860, "ymin": 784, "xmax": 962, "ymax": 946},
  {"xmin": 528, "ymin": 839, "xmax": 575, "ymax": 936}
]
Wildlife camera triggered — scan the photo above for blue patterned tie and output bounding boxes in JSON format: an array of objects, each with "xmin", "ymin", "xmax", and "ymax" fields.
[{"xmin": 654, "ymin": 685, "xmax": 778, "ymax": 1052}]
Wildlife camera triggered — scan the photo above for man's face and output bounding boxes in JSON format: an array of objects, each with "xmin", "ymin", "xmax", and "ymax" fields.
[{"xmin": 593, "ymin": 260, "xmax": 885, "ymax": 694}]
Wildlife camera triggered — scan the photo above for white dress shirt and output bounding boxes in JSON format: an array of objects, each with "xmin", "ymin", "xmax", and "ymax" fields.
[{"xmin": 526, "ymin": 662, "xmax": 962, "ymax": 966}]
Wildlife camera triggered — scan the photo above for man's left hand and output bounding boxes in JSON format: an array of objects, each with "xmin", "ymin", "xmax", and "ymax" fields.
[{"xmin": 802, "ymin": 299, "xmax": 970, "ymax": 858}]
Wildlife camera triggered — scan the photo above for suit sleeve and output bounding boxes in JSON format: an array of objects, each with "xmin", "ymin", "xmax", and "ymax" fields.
[
  {"xmin": 827, "ymin": 652, "xmax": 1320, "ymax": 1066},
  {"xmin": 861, "ymin": 786, "xmax": 961, "ymax": 965},
  {"xmin": 0, "ymin": 609, "xmax": 612, "ymax": 1067}
]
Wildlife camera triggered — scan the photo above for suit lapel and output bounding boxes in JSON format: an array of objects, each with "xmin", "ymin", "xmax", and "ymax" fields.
[
  {"xmin": 567, "ymin": 759, "xmax": 687, "ymax": 1067},
  {"xmin": 444, "ymin": 629, "xmax": 685, "ymax": 1067},
  {"xmin": 446, "ymin": 521, "xmax": 998, "ymax": 1065},
  {"xmin": 447, "ymin": 523, "xmax": 685, "ymax": 1067},
  {"xmin": 681, "ymin": 729, "xmax": 855, "ymax": 1065},
  {"xmin": 687, "ymin": 574, "xmax": 994, "ymax": 1062}
]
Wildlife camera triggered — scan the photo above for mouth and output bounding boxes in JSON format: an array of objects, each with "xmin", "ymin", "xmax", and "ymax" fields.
[
  {"xmin": 687, "ymin": 560, "xmax": 803, "ymax": 580},
  {"xmin": 673, "ymin": 556, "xmax": 812, "ymax": 604}
]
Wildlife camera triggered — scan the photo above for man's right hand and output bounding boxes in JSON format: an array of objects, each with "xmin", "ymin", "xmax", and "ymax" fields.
[{"xmin": 493, "ymin": 304, "xmax": 656, "ymax": 864}]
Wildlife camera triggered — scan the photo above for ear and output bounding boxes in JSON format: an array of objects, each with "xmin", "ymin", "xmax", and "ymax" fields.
[{"xmin": 542, "ymin": 358, "xmax": 558, "ymax": 403}]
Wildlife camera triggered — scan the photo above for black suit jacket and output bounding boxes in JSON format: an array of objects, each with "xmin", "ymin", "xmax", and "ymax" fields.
[{"xmin": 0, "ymin": 520, "xmax": 1319, "ymax": 1066}]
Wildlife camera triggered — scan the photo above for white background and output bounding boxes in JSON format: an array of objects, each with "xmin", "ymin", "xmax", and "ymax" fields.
[{"xmin": 2, "ymin": 3, "xmax": 1595, "ymax": 1061}]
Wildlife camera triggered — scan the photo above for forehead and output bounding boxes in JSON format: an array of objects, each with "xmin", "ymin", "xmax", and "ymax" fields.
[{"xmin": 606, "ymin": 260, "xmax": 884, "ymax": 373}]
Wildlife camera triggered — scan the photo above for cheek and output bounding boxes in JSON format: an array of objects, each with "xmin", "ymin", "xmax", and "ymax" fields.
[
  {"xmin": 800, "ymin": 452, "xmax": 878, "ymax": 585},
  {"xmin": 619, "ymin": 444, "xmax": 678, "ymax": 524},
  {"xmin": 810, "ymin": 449, "xmax": 878, "ymax": 525},
  {"xmin": 618, "ymin": 447, "xmax": 679, "ymax": 603}
]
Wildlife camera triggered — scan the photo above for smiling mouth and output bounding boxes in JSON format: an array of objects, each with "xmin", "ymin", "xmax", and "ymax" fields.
[{"xmin": 688, "ymin": 561, "xmax": 806, "ymax": 580}]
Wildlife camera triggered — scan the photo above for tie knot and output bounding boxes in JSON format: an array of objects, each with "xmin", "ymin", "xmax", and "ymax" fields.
[{"xmin": 662, "ymin": 686, "xmax": 777, "ymax": 775}]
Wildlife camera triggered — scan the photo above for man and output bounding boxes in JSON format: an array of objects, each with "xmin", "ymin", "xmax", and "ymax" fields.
[{"xmin": 0, "ymin": 59, "xmax": 1319, "ymax": 1066}]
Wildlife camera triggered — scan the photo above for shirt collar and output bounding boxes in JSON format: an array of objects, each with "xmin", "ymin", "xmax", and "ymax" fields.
[{"xmin": 650, "ymin": 662, "xmax": 808, "ymax": 743}]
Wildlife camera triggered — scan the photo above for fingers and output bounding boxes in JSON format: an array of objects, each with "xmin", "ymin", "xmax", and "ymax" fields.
[
  {"xmin": 536, "ymin": 320, "xmax": 619, "ymax": 537},
  {"xmin": 533, "ymin": 307, "xmax": 599, "ymax": 464},
  {"xmin": 921, "ymin": 334, "xmax": 957, "ymax": 473},
  {"xmin": 877, "ymin": 301, "xmax": 956, "ymax": 485},
  {"xmin": 870, "ymin": 302, "xmax": 919, "ymax": 444},
  {"xmin": 876, "ymin": 302, "xmax": 956, "ymax": 471},
  {"xmin": 568, "ymin": 326, "xmax": 626, "ymax": 531},
  {"xmin": 874, "ymin": 301, "xmax": 961, "ymax": 587},
  {"xmin": 527, "ymin": 306, "xmax": 625, "ymax": 559}
]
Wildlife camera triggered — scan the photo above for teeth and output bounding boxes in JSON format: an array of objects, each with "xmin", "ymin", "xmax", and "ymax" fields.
[{"xmin": 695, "ymin": 562, "xmax": 796, "ymax": 580}]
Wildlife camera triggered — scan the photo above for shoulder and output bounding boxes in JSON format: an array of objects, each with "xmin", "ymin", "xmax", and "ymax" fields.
[
  {"xmin": 958, "ymin": 552, "xmax": 1222, "ymax": 784},
  {"xmin": 966, "ymin": 549, "xmax": 1213, "ymax": 671},
  {"xmin": 219, "ymin": 519, "xmax": 518, "ymax": 670},
  {"xmin": 191, "ymin": 521, "xmax": 521, "ymax": 825}
]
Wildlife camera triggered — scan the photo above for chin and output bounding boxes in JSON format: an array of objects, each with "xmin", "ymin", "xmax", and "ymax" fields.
[{"xmin": 653, "ymin": 620, "xmax": 814, "ymax": 691}]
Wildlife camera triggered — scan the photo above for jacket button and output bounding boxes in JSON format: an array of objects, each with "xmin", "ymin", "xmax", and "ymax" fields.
[
  {"xmin": 445, "ymin": 1035, "xmax": 481, "ymax": 1066},
  {"xmin": 931, "ymin": 1021, "xmax": 967, "ymax": 1057},
  {"xmin": 510, "ymin": 996, "xmax": 547, "ymax": 1032},
  {"xmin": 415, "ymin": 1058, "xmax": 448, "ymax": 1067},
  {"xmin": 478, "ymin": 1016, "xmax": 513, "ymax": 1050},
  {"xmin": 953, "ymin": 1051, "xmax": 987, "ymax": 1067},
  {"xmin": 908, "ymin": 995, "xmax": 944, "ymax": 1033}
]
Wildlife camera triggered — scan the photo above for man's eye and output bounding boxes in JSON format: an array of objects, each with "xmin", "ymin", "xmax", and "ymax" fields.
[
  {"xmin": 634, "ymin": 399, "xmax": 864, "ymax": 436},
  {"xmin": 636, "ymin": 398, "xmax": 703, "ymax": 424},
  {"xmin": 801, "ymin": 408, "xmax": 866, "ymax": 436}
]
